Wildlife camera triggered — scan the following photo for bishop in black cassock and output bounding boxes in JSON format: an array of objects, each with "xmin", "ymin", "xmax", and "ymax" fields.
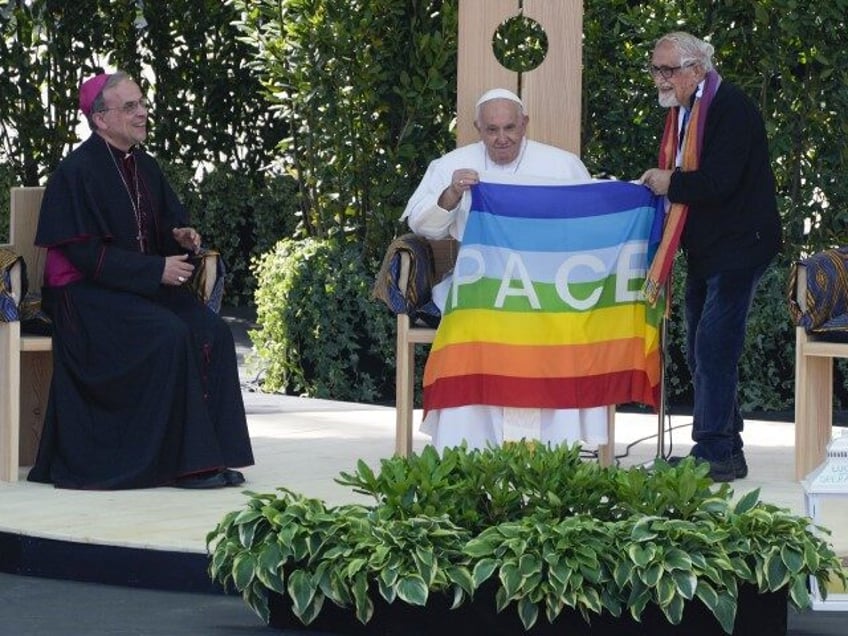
[{"xmin": 27, "ymin": 72, "xmax": 254, "ymax": 489}]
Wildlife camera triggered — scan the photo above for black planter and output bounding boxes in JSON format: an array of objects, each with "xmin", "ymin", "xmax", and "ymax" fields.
[{"xmin": 267, "ymin": 582, "xmax": 788, "ymax": 635}]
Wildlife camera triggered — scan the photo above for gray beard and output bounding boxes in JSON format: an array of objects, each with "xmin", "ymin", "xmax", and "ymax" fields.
[{"xmin": 658, "ymin": 91, "xmax": 679, "ymax": 108}]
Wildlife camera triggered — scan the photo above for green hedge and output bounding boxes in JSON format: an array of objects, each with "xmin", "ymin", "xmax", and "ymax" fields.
[
  {"xmin": 3, "ymin": 0, "xmax": 847, "ymax": 410},
  {"xmin": 0, "ymin": 163, "xmax": 14, "ymax": 241},
  {"xmin": 250, "ymin": 237, "xmax": 395, "ymax": 403}
]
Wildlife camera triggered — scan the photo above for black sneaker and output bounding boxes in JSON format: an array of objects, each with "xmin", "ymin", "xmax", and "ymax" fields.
[
  {"xmin": 704, "ymin": 458, "xmax": 736, "ymax": 482},
  {"xmin": 732, "ymin": 451, "xmax": 748, "ymax": 479},
  {"xmin": 665, "ymin": 455, "xmax": 736, "ymax": 482}
]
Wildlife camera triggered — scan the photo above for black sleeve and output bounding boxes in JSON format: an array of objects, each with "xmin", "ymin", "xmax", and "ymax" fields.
[{"xmin": 62, "ymin": 239, "xmax": 165, "ymax": 297}]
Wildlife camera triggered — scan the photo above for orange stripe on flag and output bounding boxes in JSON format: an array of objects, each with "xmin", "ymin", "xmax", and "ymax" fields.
[{"xmin": 424, "ymin": 339, "xmax": 661, "ymax": 386}]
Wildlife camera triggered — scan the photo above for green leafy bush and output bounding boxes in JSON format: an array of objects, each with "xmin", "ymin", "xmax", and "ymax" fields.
[
  {"xmin": 4, "ymin": 0, "xmax": 846, "ymax": 411},
  {"xmin": 208, "ymin": 444, "xmax": 845, "ymax": 633},
  {"xmin": 161, "ymin": 161, "xmax": 299, "ymax": 307},
  {"xmin": 232, "ymin": 0, "xmax": 457, "ymax": 258},
  {"xmin": 192, "ymin": 166, "xmax": 299, "ymax": 307},
  {"xmin": 250, "ymin": 237, "xmax": 395, "ymax": 401}
]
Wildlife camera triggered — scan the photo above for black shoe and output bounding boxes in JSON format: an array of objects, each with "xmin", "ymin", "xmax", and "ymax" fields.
[
  {"xmin": 665, "ymin": 455, "xmax": 736, "ymax": 483},
  {"xmin": 174, "ymin": 471, "xmax": 228, "ymax": 489},
  {"xmin": 732, "ymin": 451, "xmax": 748, "ymax": 479},
  {"xmin": 222, "ymin": 469, "xmax": 245, "ymax": 486}
]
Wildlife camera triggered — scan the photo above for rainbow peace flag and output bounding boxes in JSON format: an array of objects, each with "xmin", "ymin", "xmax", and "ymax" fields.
[{"xmin": 423, "ymin": 179, "xmax": 664, "ymax": 413}]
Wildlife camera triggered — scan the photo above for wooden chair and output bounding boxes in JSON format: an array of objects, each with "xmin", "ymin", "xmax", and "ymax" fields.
[
  {"xmin": 391, "ymin": 237, "xmax": 616, "ymax": 466},
  {"xmin": 792, "ymin": 256, "xmax": 848, "ymax": 480},
  {"xmin": 0, "ymin": 186, "xmax": 218, "ymax": 482},
  {"xmin": 0, "ymin": 187, "xmax": 51, "ymax": 482},
  {"xmin": 394, "ymin": 238, "xmax": 457, "ymax": 456}
]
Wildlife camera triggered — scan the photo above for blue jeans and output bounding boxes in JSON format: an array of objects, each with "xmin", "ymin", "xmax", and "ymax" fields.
[{"xmin": 684, "ymin": 263, "xmax": 768, "ymax": 462}]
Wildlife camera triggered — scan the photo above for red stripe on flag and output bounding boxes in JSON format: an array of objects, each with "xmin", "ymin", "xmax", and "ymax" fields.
[{"xmin": 423, "ymin": 371, "xmax": 659, "ymax": 413}]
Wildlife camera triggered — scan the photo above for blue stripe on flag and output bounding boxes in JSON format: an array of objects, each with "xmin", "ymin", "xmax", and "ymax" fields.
[
  {"xmin": 469, "ymin": 180, "xmax": 656, "ymax": 220},
  {"xmin": 463, "ymin": 205, "xmax": 657, "ymax": 252}
]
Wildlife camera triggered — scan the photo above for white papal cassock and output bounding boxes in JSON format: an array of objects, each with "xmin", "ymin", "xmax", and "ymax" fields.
[{"xmin": 400, "ymin": 138, "xmax": 610, "ymax": 453}]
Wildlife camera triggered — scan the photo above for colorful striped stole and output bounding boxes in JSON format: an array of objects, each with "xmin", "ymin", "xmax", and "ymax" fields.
[
  {"xmin": 642, "ymin": 69, "xmax": 723, "ymax": 306},
  {"xmin": 423, "ymin": 179, "xmax": 665, "ymax": 413}
]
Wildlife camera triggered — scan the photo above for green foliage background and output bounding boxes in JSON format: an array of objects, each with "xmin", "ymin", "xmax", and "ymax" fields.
[
  {"xmin": 2, "ymin": 0, "xmax": 847, "ymax": 412},
  {"xmin": 0, "ymin": 0, "xmax": 288, "ymax": 301}
]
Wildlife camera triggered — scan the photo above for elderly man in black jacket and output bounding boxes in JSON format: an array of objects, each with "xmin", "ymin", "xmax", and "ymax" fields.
[{"xmin": 639, "ymin": 31, "xmax": 782, "ymax": 482}]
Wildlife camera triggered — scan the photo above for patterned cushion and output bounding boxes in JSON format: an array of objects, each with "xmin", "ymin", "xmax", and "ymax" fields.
[
  {"xmin": 186, "ymin": 248, "xmax": 225, "ymax": 314},
  {"xmin": 372, "ymin": 233, "xmax": 442, "ymax": 327},
  {"xmin": 789, "ymin": 247, "xmax": 848, "ymax": 340},
  {"xmin": 0, "ymin": 247, "xmax": 23, "ymax": 322}
]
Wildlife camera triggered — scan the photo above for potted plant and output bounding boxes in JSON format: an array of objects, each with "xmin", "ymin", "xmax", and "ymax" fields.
[{"xmin": 207, "ymin": 443, "xmax": 845, "ymax": 635}]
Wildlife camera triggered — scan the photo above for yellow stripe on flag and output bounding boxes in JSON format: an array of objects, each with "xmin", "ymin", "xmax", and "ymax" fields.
[{"xmin": 431, "ymin": 304, "xmax": 657, "ymax": 350}]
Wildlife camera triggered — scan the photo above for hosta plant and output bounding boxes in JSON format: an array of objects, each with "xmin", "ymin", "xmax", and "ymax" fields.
[{"xmin": 207, "ymin": 444, "xmax": 845, "ymax": 634}]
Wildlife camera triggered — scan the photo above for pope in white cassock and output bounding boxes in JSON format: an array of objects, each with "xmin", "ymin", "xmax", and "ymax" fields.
[{"xmin": 400, "ymin": 88, "xmax": 610, "ymax": 453}]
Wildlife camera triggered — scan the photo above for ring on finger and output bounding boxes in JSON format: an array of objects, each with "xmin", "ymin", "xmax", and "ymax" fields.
[{"xmin": 178, "ymin": 276, "xmax": 186, "ymax": 283}]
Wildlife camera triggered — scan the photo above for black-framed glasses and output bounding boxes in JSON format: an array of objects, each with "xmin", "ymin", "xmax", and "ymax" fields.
[
  {"xmin": 98, "ymin": 97, "xmax": 150, "ymax": 115},
  {"xmin": 647, "ymin": 62, "xmax": 695, "ymax": 80}
]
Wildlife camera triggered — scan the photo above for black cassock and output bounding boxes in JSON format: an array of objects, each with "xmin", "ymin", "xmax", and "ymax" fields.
[{"xmin": 27, "ymin": 134, "xmax": 254, "ymax": 489}]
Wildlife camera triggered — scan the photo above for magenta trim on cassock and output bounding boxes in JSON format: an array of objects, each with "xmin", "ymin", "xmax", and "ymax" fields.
[{"xmin": 44, "ymin": 248, "xmax": 84, "ymax": 287}]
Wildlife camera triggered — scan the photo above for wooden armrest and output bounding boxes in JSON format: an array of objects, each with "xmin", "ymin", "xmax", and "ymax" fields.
[
  {"xmin": 795, "ymin": 262, "xmax": 807, "ymax": 313},
  {"xmin": 8, "ymin": 260, "xmax": 22, "ymax": 304},
  {"xmin": 202, "ymin": 252, "xmax": 218, "ymax": 302},
  {"xmin": 397, "ymin": 251, "xmax": 412, "ymax": 298}
]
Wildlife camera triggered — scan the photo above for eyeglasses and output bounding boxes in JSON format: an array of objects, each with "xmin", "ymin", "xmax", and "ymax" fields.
[
  {"xmin": 647, "ymin": 62, "xmax": 695, "ymax": 80},
  {"xmin": 98, "ymin": 97, "xmax": 150, "ymax": 115}
]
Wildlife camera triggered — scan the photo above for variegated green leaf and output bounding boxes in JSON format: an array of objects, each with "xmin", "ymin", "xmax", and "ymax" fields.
[
  {"xmin": 377, "ymin": 574, "xmax": 396, "ymax": 603},
  {"xmin": 519, "ymin": 553, "xmax": 542, "ymax": 577},
  {"xmin": 765, "ymin": 551, "xmax": 790, "ymax": 589},
  {"xmin": 517, "ymin": 596, "xmax": 539, "ymax": 630},
  {"xmin": 396, "ymin": 574, "xmax": 429, "ymax": 606},
  {"xmin": 464, "ymin": 537, "xmax": 496, "ymax": 558},
  {"xmin": 664, "ymin": 548, "xmax": 693, "ymax": 572},
  {"xmin": 472, "ymin": 558, "xmax": 498, "ymax": 587},
  {"xmin": 671, "ymin": 569, "xmax": 697, "ymax": 600},
  {"xmin": 298, "ymin": 592, "xmax": 325, "ymax": 625},
  {"xmin": 495, "ymin": 586, "xmax": 510, "ymax": 613},
  {"xmin": 352, "ymin": 572, "xmax": 373, "ymax": 625},
  {"xmin": 238, "ymin": 521, "xmax": 257, "ymax": 549},
  {"xmin": 733, "ymin": 488, "xmax": 761, "ymax": 515},
  {"xmin": 445, "ymin": 565, "xmax": 475, "ymax": 595},
  {"xmin": 500, "ymin": 562, "xmax": 523, "ymax": 599},
  {"xmin": 613, "ymin": 561, "xmax": 632, "ymax": 588},
  {"xmin": 657, "ymin": 575, "xmax": 676, "ymax": 607},
  {"xmin": 578, "ymin": 586, "xmax": 603, "ymax": 614},
  {"xmin": 640, "ymin": 562, "xmax": 663, "ymax": 587},
  {"xmin": 781, "ymin": 545, "xmax": 805, "ymax": 575},
  {"xmin": 287, "ymin": 569, "xmax": 316, "ymax": 618},
  {"xmin": 710, "ymin": 591, "xmax": 738, "ymax": 635},
  {"xmin": 232, "ymin": 552, "xmax": 256, "ymax": 590},
  {"xmin": 789, "ymin": 574, "xmax": 812, "ymax": 608},
  {"xmin": 661, "ymin": 594, "xmax": 685, "ymax": 625},
  {"xmin": 243, "ymin": 582, "xmax": 270, "ymax": 623}
]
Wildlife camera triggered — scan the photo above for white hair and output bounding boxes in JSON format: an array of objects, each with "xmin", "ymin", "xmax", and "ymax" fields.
[{"xmin": 657, "ymin": 32, "xmax": 714, "ymax": 72}]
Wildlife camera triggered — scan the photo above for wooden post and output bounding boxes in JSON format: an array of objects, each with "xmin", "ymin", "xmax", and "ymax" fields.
[
  {"xmin": 457, "ymin": 0, "xmax": 583, "ymax": 154},
  {"xmin": 522, "ymin": 0, "xmax": 583, "ymax": 154}
]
